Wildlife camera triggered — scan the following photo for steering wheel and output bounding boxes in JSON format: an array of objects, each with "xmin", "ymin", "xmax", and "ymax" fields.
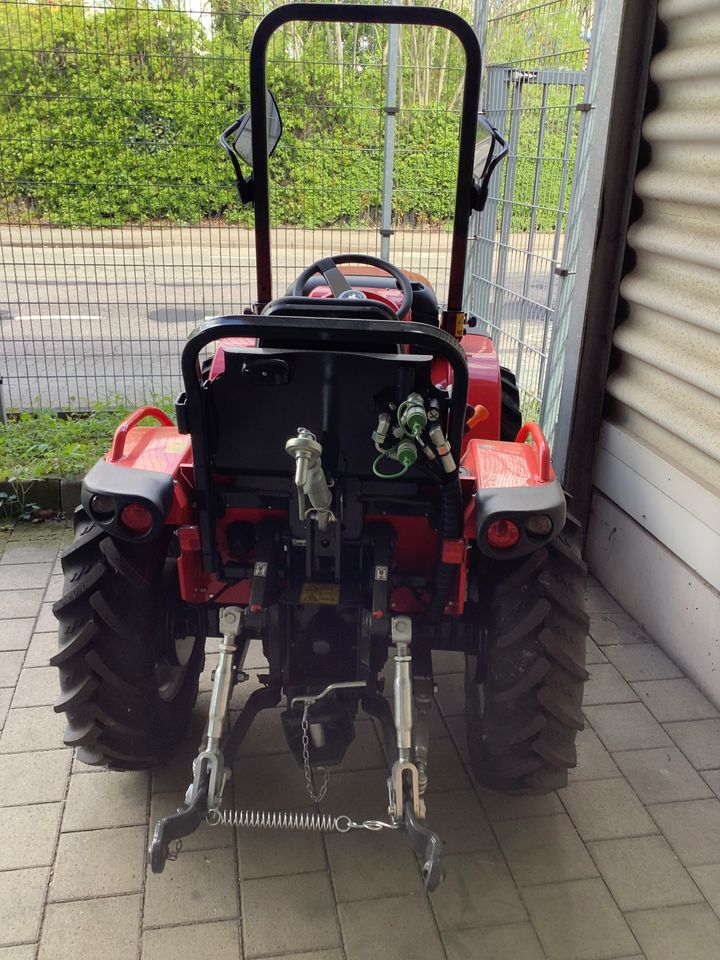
[{"xmin": 289, "ymin": 253, "xmax": 414, "ymax": 321}]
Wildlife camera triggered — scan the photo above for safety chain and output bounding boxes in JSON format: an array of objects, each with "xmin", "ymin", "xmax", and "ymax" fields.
[{"xmin": 301, "ymin": 700, "xmax": 329, "ymax": 803}]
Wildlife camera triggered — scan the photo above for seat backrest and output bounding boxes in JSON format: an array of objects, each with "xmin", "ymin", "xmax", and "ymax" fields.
[{"xmin": 208, "ymin": 345, "xmax": 435, "ymax": 478}]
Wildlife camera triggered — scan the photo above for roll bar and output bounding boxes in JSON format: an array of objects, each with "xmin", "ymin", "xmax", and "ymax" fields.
[{"xmin": 248, "ymin": 3, "xmax": 482, "ymax": 334}]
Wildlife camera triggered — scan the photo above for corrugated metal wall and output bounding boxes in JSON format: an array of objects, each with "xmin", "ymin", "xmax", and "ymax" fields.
[{"xmin": 605, "ymin": 0, "xmax": 720, "ymax": 491}]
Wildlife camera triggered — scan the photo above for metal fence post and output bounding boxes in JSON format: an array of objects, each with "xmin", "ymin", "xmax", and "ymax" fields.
[{"xmin": 380, "ymin": 4, "xmax": 400, "ymax": 262}]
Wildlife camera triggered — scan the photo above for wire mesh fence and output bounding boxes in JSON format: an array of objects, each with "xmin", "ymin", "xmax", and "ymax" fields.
[
  {"xmin": 0, "ymin": 0, "xmax": 470, "ymax": 410},
  {"xmin": 465, "ymin": 0, "xmax": 593, "ymax": 413}
]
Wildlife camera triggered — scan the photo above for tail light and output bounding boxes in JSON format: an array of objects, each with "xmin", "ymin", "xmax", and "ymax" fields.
[
  {"xmin": 486, "ymin": 519, "xmax": 520, "ymax": 549},
  {"xmin": 119, "ymin": 502, "xmax": 153, "ymax": 535}
]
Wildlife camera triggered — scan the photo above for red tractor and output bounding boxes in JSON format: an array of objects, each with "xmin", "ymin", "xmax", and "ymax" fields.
[{"xmin": 53, "ymin": 3, "xmax": 588, "ymax": 889}]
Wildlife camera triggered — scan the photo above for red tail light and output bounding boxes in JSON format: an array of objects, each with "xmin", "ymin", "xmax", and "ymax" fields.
[
  {"xmin": 119, "ymin": 503, "xmax": 153, "ymax": 535},
  {"xmin": 486, "ymin": 519, "xmax": 520, "ymax": 549}
]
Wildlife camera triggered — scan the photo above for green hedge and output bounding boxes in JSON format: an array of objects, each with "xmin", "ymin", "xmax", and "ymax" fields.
[{"xmin": 0, "ymin": 0, "xmax": 585, "ymax": 230}]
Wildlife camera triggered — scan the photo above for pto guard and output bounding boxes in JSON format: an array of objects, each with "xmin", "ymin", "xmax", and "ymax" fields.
[{"xmin": 462, "ymin": 423, "xmax": 566, "ymax": 559}]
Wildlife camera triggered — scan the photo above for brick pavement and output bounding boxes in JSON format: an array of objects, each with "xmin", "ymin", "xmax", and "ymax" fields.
[{"xmin": 1, "ymin": 522, "xmax": 720, "ymax": 959}]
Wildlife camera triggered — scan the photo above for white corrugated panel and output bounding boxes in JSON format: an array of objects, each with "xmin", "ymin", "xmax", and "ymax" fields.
[{"xmin": 605, "ymin": 0, "xmax": 720, "ymax": 492}]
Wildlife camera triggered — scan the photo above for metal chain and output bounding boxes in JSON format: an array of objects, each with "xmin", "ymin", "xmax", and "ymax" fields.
[{"xmin": 301, "ymin": 701, "xmax": 329, "ymax": 803}]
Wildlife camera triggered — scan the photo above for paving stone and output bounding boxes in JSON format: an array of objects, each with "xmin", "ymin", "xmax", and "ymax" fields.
[
  {"xmin": 665, "ymin": 719, "xmax": 720, "ymax": 770},
  {"xmin": 605, "ymin": 644, "xmax": 683, "ymax": 682},
  {"xmin": 340, "ymin": 893, "xmax": 444, "ymax": 960},
  {"xmin": 586, "ymin": 636, "xmax": 608, "ymax": 664},
  {"xmin": 689, "ymin": 864, "xmax": 720, "ymax": 916},
  {"xmin": 35, "ymin": 602, "xmax": 57, "ymax": 634},
  {"xmin": 495, "ymin": 813, "xmax": 598, "ymax": 886},
  {"xmin": 0, "ymin": 562, "xmax": 52, "ymax": 591},
  {"xmin": 0, "ymin": 801, "xmax": 61, "ymax": 870},
  {"xmin": 649, "ymin": 799, "xmax": 720, "ymax": 866},
  {"xmin": 0, "ymin": 946, "xmax": 37, "ymax": 960},
  {"xmin": 0, "ymin": 867, "xmax": 49, "ymax": 946},
  {"xmin": 435, "ymin": 672, "xmax": 465, "ymax": 717},
  {"xmin": 234, "ymin": 752, "xmax": 319, "ymax": 811},
  {"xmin": 243, "ymin": 637, "xmax": 268, "ymax": 670},
  {"xmin": 238, "ymin": 819, "xmax": 326, "ymax": 879},
  {"xmin": 63, "ymin": 769, "xmax": 149, "ymax": 831},
  {"xmin": 627, "ymin": 902, "xmax": 720, "ymax": 960},
  {"xmin": 588, "ymin": 835, "xmax": 703, "ymax": 911},
  {"xmin": 584, "ymin": 578, "xmax": 626, "ymax": 615},
  {"xmin": 479, "ymin": 788, "xmax": 562, "ymax": 821},
  {"xmin": 633, "ymin": 678, "xmax": 719, "ymax": 723},
  {"xmin": 0, "ymin": 650, "xmax": 24, "ymax": 688},
  {"xmin": 142, "ymin": 920, "xmax": 241, "ymax": 960},
  {"xmin": 442, "ymin": 923, "xmax": 545, "ymax": 960},
  {"xmin": 24, "ymin": 632, "xmax": 57, "ymax": 668},
  {"xmin": 242, "ymin": 872, "xmax": 339, "ymax": 958},
  {"xmin": 703, "ymin": 769, "xmax": 720, "ymax": 797},
  {"xmin": 144, "ymin": 847, "xmax": 238, "ymax": 928},
  {"xmin": 39, "ymin": 894, "xmax": 141, "ymax": 960},
  {"xmin": 10, "ymin": 523, "xmax": 65, "ymax": 542},
  {"xmin": 12, "ymin": 666, "xmax": 58, "ymax": 707},
  {"xmin": 50, "ymin": 825, "xmax": 146, "ymax": 900},
  {"xmin": 590, "ymin": 612, "xmax": 650, "ymax": 646},
  {"xmin": 237, "ymin": 706, "xmax": 290, "ymax": 757},
  {"xmin": 0, "ymin": 540, "xmax": 59, "ymax": 564},
  {"xmin": 326, "ymin": 821, "xmax": 424, "ymax": 902},
  {"xmin": 523, "ymin": 877, "xmax": 639, "ymax": 960},
  {"xmin": 562, "ymin": 778, "xmax": 657, "ymax": 841},
  {"xmin": 584, "ymin": 702, "xmax": 672, "ymax": 752},
  {"xmin": 584, "ymin": 663, "xmax": 638, "ymax": 705},
  {"xmin": 0, "ymin": 690, "xmax": 9, "ymax": 730},
  {"xmin": 0, "ymin": 590, "xmax": 44, "ymax": 619},
  {"xmin": 429, "ymin": 849, "xmax": 526, "ymax": 930},
  {"xmin": 258, "ymin": 953, "xmax": 342, "ymax": 960},
  {"xmin": 425, "ymin": 736, "xmax": 471, "ymax": 793},
  {"xmin": 44, "ymin": 575, "xmax": 64, "ymax": 603},
  {"xmin": 0, "ymin": 750, "xmax": 71, "ymax": 806},
  {"xmin": 319, "ymin": 768, "xmax": 389, "ymax": 820},
  {"xmin": 338, "ymin": 719, "xmax": 386, "ymax": 771},
  {"xmin": 445, "ymin": 714, "xmax": 470, "ymax": 765},
  {"xmin": 432, "ymin": 651, "xmax": 465, "ymax": 675},
  {"xmin": 0, "ymin": 619, "xmax": 33, "ymax": 651},
  {"xmin": 614, "ymin": 747, "xmax": 713, "ymax": 804},
  {"xmin": 424, "ymin": 790, "xmax": 496, "ymax": 855},
  {"xmin": 0, "ymin": 705, "xmax": 66, "ymax": 753},
  {"xmin": 568, "ymin": 726, "xmax": 621, "ymax": 782}
]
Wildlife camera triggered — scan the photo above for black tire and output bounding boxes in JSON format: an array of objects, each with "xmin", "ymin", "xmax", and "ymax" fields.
[
  {"xmin": 52, "ymin": 508, "xmax": 204, "ymax": 770},
  {"xmin": 500, "ymin": 367, "xmax": 522, "ymax": 441},
  {"xmin": 465, "ymin": 517, "xmax": 589, "ymax": 794}
]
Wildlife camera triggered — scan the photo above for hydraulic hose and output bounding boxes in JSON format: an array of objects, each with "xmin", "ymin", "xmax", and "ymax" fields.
[{"xmin": 427, "ymin": 473, "xmax": 464, "ymax": 617}]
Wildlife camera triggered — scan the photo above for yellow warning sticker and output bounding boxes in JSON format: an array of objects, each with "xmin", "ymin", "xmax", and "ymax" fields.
[{"xmin": 300, "ymin": 582, "xmax": 341, "ymax": 605}]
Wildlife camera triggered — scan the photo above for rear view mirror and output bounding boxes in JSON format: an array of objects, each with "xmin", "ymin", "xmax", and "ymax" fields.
[
  {"xmin": 471, "ymin": 115, "xmax": 508, "ymax": 213},
  {"xmin": 220, "ymin": 91, "xmax": 282, "ymax": 204}
]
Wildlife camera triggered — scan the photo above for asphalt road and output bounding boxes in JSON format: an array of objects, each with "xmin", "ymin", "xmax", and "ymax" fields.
[{"xmin": 0, "ymin": 223, "xmax": 556, "ymax": 410}]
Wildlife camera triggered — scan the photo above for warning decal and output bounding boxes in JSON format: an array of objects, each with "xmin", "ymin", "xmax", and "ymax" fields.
[{"xmin": 300, "ymin": 582, "xmax": 341, "ymax": 605}]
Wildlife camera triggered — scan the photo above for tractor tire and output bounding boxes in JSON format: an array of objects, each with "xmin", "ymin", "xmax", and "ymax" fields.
[
  {"xmin": 500, "ymin": 367, "xmax": 522, "ymax": 441},
  {"xmin": 465, "ymin": 517, "xmax": 589, "ymax": 794},
  {"xmin": 52, "ymin": 508, "xmax": 203, "ymax": 770}
]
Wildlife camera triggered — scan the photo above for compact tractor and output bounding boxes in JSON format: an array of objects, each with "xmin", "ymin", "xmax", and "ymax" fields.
[{"xmin": 53, "ymin": 3, "xmax": 588, "ymax": 889}]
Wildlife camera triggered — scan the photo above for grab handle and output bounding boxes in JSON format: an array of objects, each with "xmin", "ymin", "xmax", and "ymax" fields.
[
  {"xmin": 110, "ymin": 406, "xmax": 173, "ymax": 462},
  {"xmin": 515, "ymin": 422, "xmax": 551, "ymax": 482}
]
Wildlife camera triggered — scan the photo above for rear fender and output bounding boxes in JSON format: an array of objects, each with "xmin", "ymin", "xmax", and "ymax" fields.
[
  {"xmin": 462, "ymin": 425, "xmax": 566, "ymax": 560},
  {"xmin": 81, "ymin": 413, "xmax": 193, "ymax": 543}
]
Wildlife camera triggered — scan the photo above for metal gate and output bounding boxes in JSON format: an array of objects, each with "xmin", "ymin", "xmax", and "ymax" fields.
[{"xmin": 465, "ymin": 0, "xmax": 594, "ymax": 418}]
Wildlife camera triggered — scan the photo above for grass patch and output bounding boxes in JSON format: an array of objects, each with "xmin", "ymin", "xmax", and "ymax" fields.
[{"xmin": 0, "ymin": 400, "xmax": 173, "ymax": 481}]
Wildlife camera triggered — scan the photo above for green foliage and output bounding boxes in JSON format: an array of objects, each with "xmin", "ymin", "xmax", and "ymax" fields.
[
  {"xmin": 0, "ymin": 400, "xmax": 173, "ymax": 480},
  {"xmin": 0, "ymin": 0, "xmax": 588, "ymax": 229}
]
